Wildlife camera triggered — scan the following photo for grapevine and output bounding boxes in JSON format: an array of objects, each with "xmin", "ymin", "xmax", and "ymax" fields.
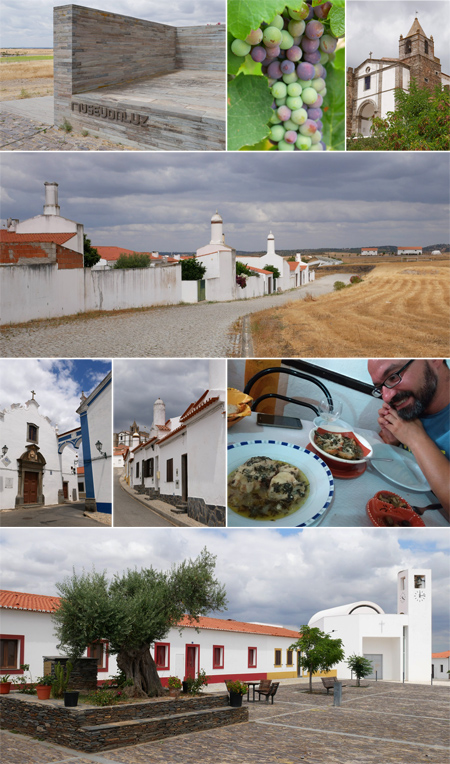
[{"xmin": 228, "ymin": 0, "xmax": 345, "ymax": 151}]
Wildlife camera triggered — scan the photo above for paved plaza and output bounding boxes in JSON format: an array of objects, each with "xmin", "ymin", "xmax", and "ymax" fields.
[{"xmin": 1, "ymin": 681, "xmax": 449, "ymax": 764}]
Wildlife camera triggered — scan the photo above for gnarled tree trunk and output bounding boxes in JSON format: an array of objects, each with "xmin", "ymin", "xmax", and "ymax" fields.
[{"xmin": 117, "ymin": 644, "xmax": 165, "ymax": 697}]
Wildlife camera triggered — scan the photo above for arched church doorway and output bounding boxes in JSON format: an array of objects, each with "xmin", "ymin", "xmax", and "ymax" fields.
[{"xmin": 357, "ymin": 100, "xmax": 377, "ymax": 136}]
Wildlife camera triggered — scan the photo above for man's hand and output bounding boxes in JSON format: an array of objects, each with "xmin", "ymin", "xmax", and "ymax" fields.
[
  {"xmin": 378, "ymin": 405, "xmax": 425, "ymax": 450},
  {"xmin": 377, "ymin": 404, "xmax": 401, "ymax": 445}
]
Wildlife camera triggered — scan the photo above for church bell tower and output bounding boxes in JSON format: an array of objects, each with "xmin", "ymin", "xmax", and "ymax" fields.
[{"xmin": 399, "ymin": 18, "xmax": 442, "ymax": 90}]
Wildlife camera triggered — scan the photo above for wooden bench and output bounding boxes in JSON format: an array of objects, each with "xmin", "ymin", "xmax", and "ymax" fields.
[
  {"xmin": 321, "ymin": 678, "xmax": 337, "ymax": 694},
  {"xmin": 256, "ymin": 681, "xmax": 280, "ymax": 704}
]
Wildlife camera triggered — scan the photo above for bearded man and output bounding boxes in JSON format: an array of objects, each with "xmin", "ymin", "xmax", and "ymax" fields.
[{"xmin": 367, "ymin": 359, "xmax": 449, "ymax": 520}]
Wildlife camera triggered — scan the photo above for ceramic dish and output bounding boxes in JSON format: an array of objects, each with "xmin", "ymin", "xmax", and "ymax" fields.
[
  {"xmin": 309, "ymin": 425, "xmax": 373, "ymax": 465},
  {"xmin": 370, "ymin": 446, "xmax": 430, "ymax": 492},
  {"xmin": 227, "ymin": 440, "xmax": 334, "ymax": 527},
  {"xmin": 366, "ymin": 496, "xmax": 425, "ymax": 527}
]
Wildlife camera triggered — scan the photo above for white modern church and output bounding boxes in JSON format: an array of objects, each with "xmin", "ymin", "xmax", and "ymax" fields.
[{"xmin": 309, "ymin": 568, "xmax": 432, "ymax": 683}]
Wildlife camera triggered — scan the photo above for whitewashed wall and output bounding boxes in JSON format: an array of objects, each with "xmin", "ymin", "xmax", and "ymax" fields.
[
  {"xmin": 0, "ymin": 265, "xmax": 182, "ymax": 324},
  {"xmin": 236, "ymin": 275, "xmax": 265, "ymax": 300},
  {"xmin": 185, "ymin": 402, "xmax": 226, "ymax": 506},
  {"xmin": 84, "ymin": 379, "xmax": 112, "ymax": 513},
  {"xmin": 181, "ymin": 280, "xmax": 198, "ymax": 303}
]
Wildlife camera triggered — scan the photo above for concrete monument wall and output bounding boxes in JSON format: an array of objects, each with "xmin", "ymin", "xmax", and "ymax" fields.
[{"xmin": 175, "ymin": 26, "xmax": 225, "ymax": 70}]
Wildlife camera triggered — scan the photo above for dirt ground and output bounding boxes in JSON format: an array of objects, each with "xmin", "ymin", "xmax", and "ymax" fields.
[
  {"xmin": 0, "ymin": 50, "xmax": 53, "ymax": 100},
  {"xmin": 250, "ymin": 260, "xmax": 450, "ymax": 357}
]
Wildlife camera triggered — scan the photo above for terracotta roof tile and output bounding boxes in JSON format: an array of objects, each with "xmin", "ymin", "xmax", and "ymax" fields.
[
  {"xmin": 432, "ymin": 650, "xmax": 450, "ymax": 658},
  {"xmin": 0, "ymin": 589, "xmax": 60, "ymax": 613},
  {"xmin": 178, "ymin": 615, "xmax": 299, "ymax": 638},
  {"xmin": 157, "ymin": 424, "xmax": 186, "ymax": 443},
  {"xmin": 0, "ymin": 231, "xmax": 74, "ymax": 245}
]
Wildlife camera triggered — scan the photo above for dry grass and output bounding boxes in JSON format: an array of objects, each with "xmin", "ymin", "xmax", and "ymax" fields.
[
  {"xmin": 0, "ymin": 50, "xmax": 53, "ymax": 99},
  {"xmin": 251, "ymin": 260, "xmax": 450, "ymax": 357}
]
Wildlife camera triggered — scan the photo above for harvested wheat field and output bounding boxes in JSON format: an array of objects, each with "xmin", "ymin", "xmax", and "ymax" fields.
[
  {"xmin": 251, "ymin": 261, "xmax": 450, "ymax": 357},
  {"xmin": 0, "ymin": 50, "xmax": 53, "ymax": 100}
]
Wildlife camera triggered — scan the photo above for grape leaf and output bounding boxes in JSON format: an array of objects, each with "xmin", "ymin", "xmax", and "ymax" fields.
[
  {"xmin": 321, "ymin": 64, "xmax": 345, "ymax": 150},
  {"xmin": 313, "ymin": 0, "xmax": 344, "ymax": 6},
  {"xmin": 329, "ymin": 6, "xmax": 345, "ymax": 38},
  {"xmin": 240, "ymin": 137, "xmax": 276, "ymax": 151},
  {"xmin": 227, "ymin": 74, "xmax": 274, "ymax": 150},
  {"xmin": 228, "ymin": 31, "xmax": 246, "ymax": 76},
  {"xmin": 333, "ymin": 46, "xmax": 345, "ymax": 71},
  {"xmin": 228, "ymin": 0, "xmax": 287, "ymax": 40}
]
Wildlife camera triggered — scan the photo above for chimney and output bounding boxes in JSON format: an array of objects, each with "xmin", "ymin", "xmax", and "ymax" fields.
[
  {"xmin": 7, "ymin": 218, "xmax": 19, "ymax": 231},
  {"xmin": 267, "ymin": 231, "xmax": 275, "ymax": 256},
  {"xmin": 210, "ymin": 211, "xmax": 223, "ymax": 245},
  {"xmin": 44, "ymin": 182, "xmax": 60, "ymax": 216}
]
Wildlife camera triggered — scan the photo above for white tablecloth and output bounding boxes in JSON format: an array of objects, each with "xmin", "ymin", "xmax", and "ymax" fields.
[{"xmin": 228, "ymin": 414, "xmax": 448, "ymax": 527}]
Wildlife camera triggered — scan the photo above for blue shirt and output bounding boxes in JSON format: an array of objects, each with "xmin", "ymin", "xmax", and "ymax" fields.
[{"xmin": 420, "ymin": 403, "xmax": 450, "ymax": 459}]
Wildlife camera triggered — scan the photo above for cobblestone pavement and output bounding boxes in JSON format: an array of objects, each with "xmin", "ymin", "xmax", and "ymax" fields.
[
  {"xmin": 0, "ymin": 274, "xmax": 352, "ymax": 359},
  {"xmin": 0, "ymin": 110, "xmax": 136, "ymax": 151},
  {"xmin": 1, "ymin": 682, "xmax": 449, "ymax": 764}
]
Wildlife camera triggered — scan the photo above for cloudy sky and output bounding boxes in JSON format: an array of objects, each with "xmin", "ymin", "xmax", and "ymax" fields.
[
  {"xmin": 114, "ymin": 359, "xmax": 211, "ymax": 433},
  {"xmin": 0, "ymin": 527, "xmax": 448, "ymax": 651},
  {"xmin": 1, "ymin": 153, "xmax": 448, "ymax": 252},
  {"xmin": 1, "ymin": 0, "xmax": 225, "ymax": 48},
  {"xmin": 347, "ymin": 0, "xmax": 450, "ymax": 73},
  {"xmin": 0, "ymin": 359, "xmax": 111, "ymax": 432}
]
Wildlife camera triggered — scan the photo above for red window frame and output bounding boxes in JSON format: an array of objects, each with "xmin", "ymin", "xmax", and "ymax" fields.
[
  {"xmin": 0, "ymin": 634, "xmax": 25, "ymax": 674},
  {"xmin": 87, "ymin": 640, "xmax": 109, "ymax": 673},
  {"xmin": 212, "ymin": 645, "xmax": 224, "ymax": 669},
  {"xmin": 154, "ymin": 642, "xmax": 170, "ymax": 670},
  {"xmin": 248, "ymin": 647, "xmax": 257, "ymax": 668}
]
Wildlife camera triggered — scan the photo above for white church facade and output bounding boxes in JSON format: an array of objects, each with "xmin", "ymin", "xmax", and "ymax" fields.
[
  {"xmin": 347, "ymin": 18, "xmax": 450, "ymax": 137},
  {"xmin": 309, "ymin": 568, "xmax": 432, "ymax": 683}
]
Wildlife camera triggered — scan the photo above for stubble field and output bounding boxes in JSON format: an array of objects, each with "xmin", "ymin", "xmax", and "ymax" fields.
[
  {"xmin": 0, "ymin": 50, "xmax": 53, "ymax": 100},
  {"xmin": 250, "ymin": 260, "xmax": 450, "ymax": 357}
]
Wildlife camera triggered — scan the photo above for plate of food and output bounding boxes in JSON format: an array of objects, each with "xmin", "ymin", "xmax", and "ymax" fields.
[
  {"xmin": 309, "ymin": 425, "xmax": 373, "ymax": 464},
  {"xmin": 227, "ymin": 440, "xmax": 334, "ymax": 527},
  {"xmin": 366, "ymin": 491, "xmax": 425, "ymax": 527}
]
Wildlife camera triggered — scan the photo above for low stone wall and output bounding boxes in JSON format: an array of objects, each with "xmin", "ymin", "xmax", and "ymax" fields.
[
  {"xmin": 0, "ymin": 693, "xmax": 247, "ymax": 752},
  {"xmin": 187, "ymin": 496, "xmax": 225, "ymax": 527}
]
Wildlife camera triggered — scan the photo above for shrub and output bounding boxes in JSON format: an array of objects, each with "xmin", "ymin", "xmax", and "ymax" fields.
[
  {"xmin": 334, "ymin": 281, "xmax": 347, "ymax": 290},
  {"xmin": 86, "ymin": 688, "xmax": 123, "ymax": 706},
  {"xmin": 114, "ymin": 253, "xmax": 150, "ymax": 269},
  {"xmin": 350, "ymin": 275, "xmax": 363, "ymax": 284},
  {"xmin": 236, "ymin": 274, "xmax": 247, "ymax": 288},
  {"xmin": 181, "ymin": 257, "xmax": 206, "ymax": 281}
]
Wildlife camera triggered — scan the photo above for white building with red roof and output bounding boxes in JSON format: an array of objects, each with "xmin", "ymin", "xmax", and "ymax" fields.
[
  {"xmin": 124, "ymin": 360, "xmax": 226, "ymax": 526},
  {"xmin": 361, "ymin": 247, "xmax": 378, "ymax": 256},
  {"xmin": 397, "ymin": 246, "xmax": 423, "ymax": 256},
  {"xmin": 432, "ymin": 650, "xmax": 450, "ymax": 681}
]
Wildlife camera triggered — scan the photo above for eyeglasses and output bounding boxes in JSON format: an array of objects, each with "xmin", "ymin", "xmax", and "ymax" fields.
[{"xmin": 371, "ymin": 360, "xmax": 415, "ymax": 398}]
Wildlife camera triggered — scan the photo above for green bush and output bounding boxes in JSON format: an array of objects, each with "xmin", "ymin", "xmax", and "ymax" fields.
[
  {"xmin": 349, "ymin": 275, "xmax": 363, "ymax": 284},
  {"xmin": 181, "ymin": 257, "xmax": 206, "ymax": 281},
  {"xmin": 334, "ymin": 281, "xmax": 347, "ymax": 290},
  {"xmin": 114, "ymin": 253, "xmax": 150, "ymax": 269},
  {"xmin": 86, "ymin": 688, "xmax": 123, "ymax": 706}
]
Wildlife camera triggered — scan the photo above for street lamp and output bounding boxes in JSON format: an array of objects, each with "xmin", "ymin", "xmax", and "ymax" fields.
[
  {"xmin": 1, "ymin": 445, "xmax": 8, "ymax": 457},
  {"xmin": 95, "ymin": 440, "xmax": 107, "ymax": 458}
]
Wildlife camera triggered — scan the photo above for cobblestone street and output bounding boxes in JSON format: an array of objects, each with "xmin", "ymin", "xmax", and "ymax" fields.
[
  {"xmin": 0, "ymin": 274, "xmax": 352, "ymax": 358},
  {"xmin": 1, "ymin": 682, "xmax": 449, "ymax": 764}
]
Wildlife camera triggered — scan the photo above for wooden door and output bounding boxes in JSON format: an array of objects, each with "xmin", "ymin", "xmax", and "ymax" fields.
[
  {"xmin": 185, "ymin": 645, "xmax": 197, "ymax": 679},
  {"xmin": 23, "ymin": 471, "xmax": 38, "ymax": 504},
  {"xmin": 63, "ymin": 481, "xmax": 69, "ymax": 499}
]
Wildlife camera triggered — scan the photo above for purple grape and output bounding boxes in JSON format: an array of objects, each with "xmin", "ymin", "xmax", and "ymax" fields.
[
  {"xmin": 264, "ymin": 43, "xmax": 280, "ymax": 58},
  {"xmin": 284, "ymin": 130, "xmax": 298, "ymax": 143},
  {"xmin": 303, "ymin": 50, "xmax": 321, "ymax": 64},
  {"xmin": 301, "ymin": 36, "xmax": 320, "ymax": 53},
  {"xmin": 251, "ymin": 46, "xmax": 267, "ymax": 63},
  {"xmin": 286, "ymin": 45, "xmax": 302, "ymax": 62},
  {"xmin": 315, "ymin": 120, "xmax": 323, "ymax": 131},
  {"xmin": 305, "ymin": 20, "xmax": 325, "ymax": 40},
  {"xmin": 277, "ymin": 105, "xmax": 292, "ymax": 121},
  {"xmin": 310, "ymin": 93, "xmax": 323, "ymax": 108},
  {"xmin": 313, "ymin": 2, "xmax": 332, "ymax": 20},
  {"xmin": 308, "ymin": 107, "xmax": 322, "ymax": 121},
  {"xmin": 267, "ymin": 61, "xmax": 283, "ymax": 79},
  {"xmin": 296, "ymin": 61, "xmax": 315, "ymax": 80},
  {"xmin": 280, "ymin": 59, "xmax": 295, "ymax": 74}
]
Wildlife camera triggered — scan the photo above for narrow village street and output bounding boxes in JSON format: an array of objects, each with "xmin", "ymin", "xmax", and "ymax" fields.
[{"xmin": 0, "ymin": 274, "xmax": 352, "ymax": 358}]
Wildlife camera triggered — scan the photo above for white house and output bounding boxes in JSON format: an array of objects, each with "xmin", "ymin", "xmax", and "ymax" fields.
[
  {"xmin": 0, "ymin": 589, "xmax": 300, "ymax": 685},
  {"xmin": 309, "ymin": 568, "xmax": 432, "ymax": 683},
  {"xmin": 397, "ymin": 246, "xmax": 423, "ymax": 256},
  {"xmin": 5, "ymin": 182, "xmax": 84, "ymax": 255},
  {"xmin": 361, "ymin": 248, "xmax": 378, "ymax": 256},
  {"xmin": 0, "ymin": 393, "xmax": 78, "ymax": 510},
  {"xmin": 76, "ymin": 372, "xmax": 112, "ymax": 514},
  {"xmin": 431, "ymin": 651, "xmax": 450, "ymax": 681},
  {"xmin": 124, "ymin": 360, "xmax": 226, "ymax": 526}
]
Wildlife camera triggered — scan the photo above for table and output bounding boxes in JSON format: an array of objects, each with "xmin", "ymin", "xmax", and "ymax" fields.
[
  {"xmin": 228, "ymin": 414, "xmax": 448, "ymax": 527},
  {"xmin": 245, "ymin": 681, "xmax": 263, "ymax": 702}
]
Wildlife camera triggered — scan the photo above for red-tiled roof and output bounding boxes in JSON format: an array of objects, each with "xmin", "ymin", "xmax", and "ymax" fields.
[
  {"xmin": 397, "ymin": 246, "xmax": 422, "ymax": 249},
  {"xmin": 178, "ymin": 615, "xmax": 299, "ymax": 638},
  {"xmin": 0, "ymin": 590, "xmax": 60, "ymax": 613},
  {"xmin": 288, "ymin": 262, "xmax": 299, "ymax": 271},
  {"xmin": 0, "ymin": 231, "xmax": 74, "ymax": 245},
  {"xmin": 157, "ymin": 424, "xmax": 186, "ymax": 443},
  {"xmin": 248, "ymin": 266, "xmax": 272, "ymax": 275},
  {"xmin": 432, "ymin": 650, "xmax": 450, "ymax": 658},
  {"xmin": 96, "ymin": 246, "xmax": 136, "ymax": 261},
  {"xmin": 156, "ymin": 424, "xmax": 171, "ymax": 431},
  {"xmin": 180, "ymin": 391, "xmax": 221, "ymax": 423},
  {"xmin": 361, "ymin": 247, "xmax": 377, "ymax": 251}
]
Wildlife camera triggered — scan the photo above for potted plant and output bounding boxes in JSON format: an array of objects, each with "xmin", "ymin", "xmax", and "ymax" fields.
[
  {"xmin": 36, "ymin": 675, "xmax": 53, "ymax": 700},
  {"xmin": 51, "ymin": 660, "xmax": 78, "ymax": 706},
  {"xmin": 226, "ymin": 680, "xmax": 248, "ymax": 707},
  {"xmin": 167, "ymin": 676, "xmax": 182, "ymax": 697},
  {"xmin": 0, "ymin": 675, "xmax": 12, "ymax": 694}
]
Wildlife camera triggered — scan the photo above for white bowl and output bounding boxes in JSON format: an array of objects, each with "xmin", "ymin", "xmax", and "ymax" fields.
[{"xmin": 309, "ymin": 425, "xmax": 373, "ymax": 465}]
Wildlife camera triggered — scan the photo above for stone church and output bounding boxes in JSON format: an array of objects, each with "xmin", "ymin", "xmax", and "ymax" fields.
[{"xmin": 347, "ymin": 18, "xmax": 450, "ymax": 137}]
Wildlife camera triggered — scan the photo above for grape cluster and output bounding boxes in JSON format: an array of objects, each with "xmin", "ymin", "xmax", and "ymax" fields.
[{"xmin": 230, "ymin": 1, "xmax": 341, "ymax": 151}]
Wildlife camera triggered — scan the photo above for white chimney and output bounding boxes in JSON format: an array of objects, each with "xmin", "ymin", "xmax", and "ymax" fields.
[
  {"xmin": 208, "ymin": 359, "xmax": 226, "ymax": 401},
  {"xmin": 267, "ymin": 231, "xmax": 275, "ymax": 256},
  {"xmin": 296, "ymin": 252, "xmax": 302, "ymax": 263},
  {"xmin": 44, "ymin": 182, "xmax": 60, "ymax": 216},
  {"xmin": 6, "ymin": 218, "xmax": 19, "ymax": 231},
  {"xmin": 153, "ymin": 397, "xmax": 166, "ymax": 428},
  {"xmin": 210, "ymin": 210, "xmax": 223, "ymax": 245}
]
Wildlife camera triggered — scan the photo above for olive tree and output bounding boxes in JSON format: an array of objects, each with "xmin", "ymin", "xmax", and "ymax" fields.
[
  {"xmin": 290, "ymin": 626, "xmax": 345, "ymax": 693},
  {"xmin": 52, "ymin": 549, "xmax": 227, "ymax": 697}
]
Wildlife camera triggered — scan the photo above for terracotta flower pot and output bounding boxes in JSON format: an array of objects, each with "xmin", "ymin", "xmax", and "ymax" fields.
[
  {"xmin": 0, "ymin": 682, "xmax": 11, "ymax": 694},
  {"xmin": 36, "ymin": 685, "xmax": 52, "ymax": 700}
]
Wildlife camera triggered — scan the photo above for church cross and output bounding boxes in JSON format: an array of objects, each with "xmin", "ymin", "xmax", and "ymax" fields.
[
  {"xmin": 31, "ymin": 390, "xmax": 36, "ymax": 400},
  {"xmin": 369, "ymin": 51, "xmax": 372, "ymax": 59},
  {"xmin": 379, "ymin": 620, "xmax": 385, "ymax": 633}
]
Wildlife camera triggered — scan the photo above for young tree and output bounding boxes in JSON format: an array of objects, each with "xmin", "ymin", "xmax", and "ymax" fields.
[
  {"xmin": 346, "ymin": 654, "xmax": 373, "ymax": 686},
  {"xmin": 290, "ymin": 626, "xmax": 345, "ymax": 693},
  {"xmin": 181, "ymin": 257, "xmax": 206, "ymax": 281},
  {"xmin": 83, "ymin": 234, "xmax": 100, "ymax": 268},
  {"xmin": 263, "ymin": 264, "xmax": 281, "ymax": 288},
  {"xmin": 113, "ymin": 253, "xmax": 150, "ymax": 269},
  {"xmin": 52, "ymin": 549, "xmax": 227, "ymax": 698}
]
